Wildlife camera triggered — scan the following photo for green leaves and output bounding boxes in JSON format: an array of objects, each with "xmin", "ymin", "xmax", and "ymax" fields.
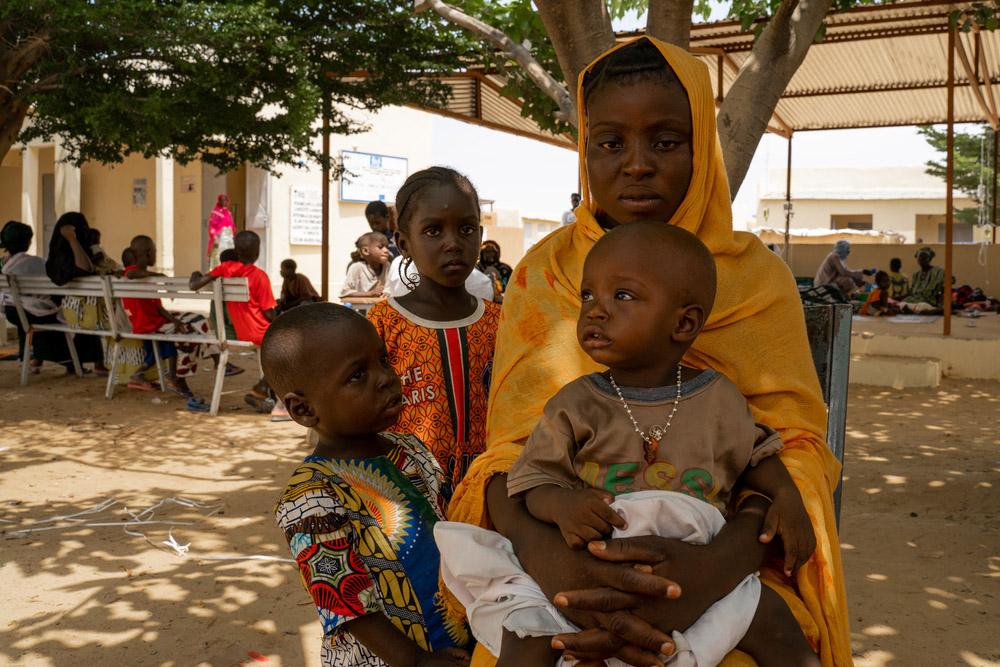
[
  {"xmin": 3, "ymin": 0, "xmax": 468, "ymax": 171},
  {"xmin": 917, "ymin": 124, "xmax": 995, "ymax": 226}
]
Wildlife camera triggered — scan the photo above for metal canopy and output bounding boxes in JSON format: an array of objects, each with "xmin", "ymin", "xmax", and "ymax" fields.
[{"xmin": 417, "ymin": 1, "xmax": 998, "ymax": 145}]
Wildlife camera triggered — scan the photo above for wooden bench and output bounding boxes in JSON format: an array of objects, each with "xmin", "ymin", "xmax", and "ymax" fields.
[{"xmin": 1, "ymin": 274, "xmax": 254, "ymax": 416}]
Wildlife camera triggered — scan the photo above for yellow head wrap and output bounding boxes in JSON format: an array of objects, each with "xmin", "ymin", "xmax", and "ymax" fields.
[{"xmin": 448, "ymin": 36, "xmax": 851, "ymax": 667}]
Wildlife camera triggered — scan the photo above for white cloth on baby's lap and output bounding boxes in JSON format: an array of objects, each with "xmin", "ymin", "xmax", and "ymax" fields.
[{"xmin": 435, "ymin": 490, "xmax": 760, "ymax": 667}]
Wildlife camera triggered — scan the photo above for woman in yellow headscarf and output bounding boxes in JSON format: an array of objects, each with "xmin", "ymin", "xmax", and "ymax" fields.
[{"xmin": 448, "ymin": 36, "xmax": 850, "ymax": 666}]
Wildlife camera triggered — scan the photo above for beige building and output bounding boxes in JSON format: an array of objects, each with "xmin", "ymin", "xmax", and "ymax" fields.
[
  {"xmin": 755, "ymin": 167, "xmax": 990, "ymax": 244},
  {"xmin": 1, "ymin": 105, "xmax": 548, "ymax": 296}
]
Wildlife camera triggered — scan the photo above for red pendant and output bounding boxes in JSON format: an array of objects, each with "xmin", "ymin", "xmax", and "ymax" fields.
[{"xmin": 643, "ymin": 438, "xmax": 660, "ymax": 464}]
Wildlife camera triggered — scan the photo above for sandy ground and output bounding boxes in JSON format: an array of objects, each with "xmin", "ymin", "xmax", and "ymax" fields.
[{"xmin": 0, "ymin": 356, "xmax": 997, "ymax": 666}]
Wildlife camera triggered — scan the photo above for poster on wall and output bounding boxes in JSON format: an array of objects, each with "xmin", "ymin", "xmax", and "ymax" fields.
[
  {"xmin": 339, "ymin": 150, "xmax": 408, "ymax": 204},
  {"xmin": 132, "ymin": 178, "xmax": 148, "ymax": 208},
  {"xmin": 289, "ymin": 185, "xmax": 322, "ymax": 245}
]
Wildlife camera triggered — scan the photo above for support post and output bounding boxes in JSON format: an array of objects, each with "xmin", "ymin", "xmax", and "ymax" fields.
[
  {"xmin": 155, "ymin": 156, "xmax": 175, "ymax": 275},
  {"xmin": 321, "ymin": 93, "xmax": 331, "ymax": 301},
  {"xmin": 20, "ymin": 146, "xmax": 40, "ymax": 256},
  {"xmin": 784, "ymin": 134, "xmax": 793, "ymax": 263},
  {"xmin": 945, "ymin": 23, "xmax": 955, "ymax": 336},
  {"xmin": 54, "ymin": 140, "xmax": 81, "ymax": 218},
  {"xmin": 993, "ymin": 126, "xmax": 998, "ymax": 243}
]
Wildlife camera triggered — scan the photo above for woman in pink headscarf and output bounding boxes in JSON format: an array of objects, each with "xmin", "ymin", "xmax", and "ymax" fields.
[{"xmin": 207, "ymin": 194, "xmax": 237, "ymax": 268}]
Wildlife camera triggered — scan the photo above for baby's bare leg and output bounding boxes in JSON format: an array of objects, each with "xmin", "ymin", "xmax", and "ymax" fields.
[
  {"xmin": 496, "ymin": 629, "xmax": 559, "ymax": 667},
  {"xmin": 737, "ymin": 585, "xmax": 821, "ymax": 667}
]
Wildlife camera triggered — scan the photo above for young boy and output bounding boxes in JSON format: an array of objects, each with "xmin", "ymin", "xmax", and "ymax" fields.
[
  {"xmin": 190, "ymin": 230, "xmax": 277, "ymax": 413},
  {"xmin": 122, "ymin": 235, "xmax": 234, "ymax": 398},
  {"xmin": 265, "ymin": 303, "xmax": 471, "ymax": 667},
  {"xmin": 366, "ymin": 200, "xmax": 400, "ymax": 258},
  {"xmin": 888, "ymin": 257, "xmax": 909, "ymax": 300},
  {"xmin": 276, "ymin": 259, "xmax": 320, "ymax": 313},
  {"xmin": 860, "ymin": 271, "xmax": 900, "ymax": 317},
  {"xmin": 436, "ymin": 222, "xmax": 819, "ymax": 667},
  {"xmin": 341, "ymin": 232, "xmax": 391, "ymax": 299}
]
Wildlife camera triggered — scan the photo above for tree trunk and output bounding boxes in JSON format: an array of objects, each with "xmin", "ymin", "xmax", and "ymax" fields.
[
  {"xmin": 647, "ymin": 0, "xmax": 695, "ymax": 49},
  {"xmin": 533, "ymin": 0, "xmax": 615, "ymax": 105},
  {"xmin": 717, "ymin": 0, "xmax": 833, "ymax": 193}
]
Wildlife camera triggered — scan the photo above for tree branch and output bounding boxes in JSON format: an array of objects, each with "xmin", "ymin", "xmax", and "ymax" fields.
[
  {"xmin": 717, "ymin": 0, "xmax": 833, "ymax": 193},
  {"xmin": 647, "ymin": 0, "xmax": 694, "ymax": 49},
  {"xmin": 534, "ymin": 0, "xmax": 615, "ymax": 105},
  {"xmin": 0, "ymin": 99, "xmax": 30, "ymax": 165},
  {"xmin": 417, "ymin": 0, "xmax": 576, "ymax": 125}
]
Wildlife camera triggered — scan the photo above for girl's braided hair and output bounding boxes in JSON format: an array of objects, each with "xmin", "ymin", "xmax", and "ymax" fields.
[
  {"xmin": 394, "ymin": 166, "xmax": 480, "ymax": 232},
  {"xmin": 582, "ymin": 37, "xmax": 684, "ymax": 106}
]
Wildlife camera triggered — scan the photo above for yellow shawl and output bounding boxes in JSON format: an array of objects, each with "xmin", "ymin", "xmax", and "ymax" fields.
[{"xmin": 449, "ymin": 36, "xmax": 851, "ymax": 666}]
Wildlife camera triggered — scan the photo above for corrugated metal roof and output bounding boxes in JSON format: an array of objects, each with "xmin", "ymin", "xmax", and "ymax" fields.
[{"xmin": 416, "ymin": 0, "xmax": 1000, "ymax": 145}]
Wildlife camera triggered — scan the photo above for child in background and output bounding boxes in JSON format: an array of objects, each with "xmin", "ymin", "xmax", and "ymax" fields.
[
  {"xmin": 437, "ymin": 223, "xmax": 818, "ymax": 667},
  {"xmin": 190, "ymin": 231, "xmax": 279, "ymax": 415},
  {"xmin": 860, "ymin": 270, "xmax": 900, "ymax": 317},
  {"xmin": 277, "ymin": 259, "xmax": 320, "ymax": 313},
  {"xmin": 341, "ymin": 232, "xmax": 390, "ymax": 300},
  {"xmin": 366, "ymin": 200, "xmax": 400, "ymax": 258},
  {"xmin": 266, "ymin": 303, "xmax": 471, "ymax": 667},
  {"xmin": 888, "ymin": 257, "xmax": 909, "ymax": 299},
  {"xmin": 367, "ymin": 167, "xmax": 500, "ymax": 500},
  {"xmin": 87, "ymin": 229, "xmax": 118, "ymax": 274}
]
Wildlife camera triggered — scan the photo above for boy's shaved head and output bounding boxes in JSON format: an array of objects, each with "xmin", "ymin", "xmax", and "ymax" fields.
[
  {"xmin": 261, "ymin": 302, "xmax": 371, "ymax": 398},
  {"xmin": 130, "ymin": 235, "xmax": 154, "ymax": 252},
  {"xmin": 589, "ymin": 221, "xmax": 716, "ymax": 314}
]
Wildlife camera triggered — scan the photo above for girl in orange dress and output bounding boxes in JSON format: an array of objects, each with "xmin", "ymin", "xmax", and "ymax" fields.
[{"xmin": 368, "ymin": 167, "xmax": 500, "ymax": 500}]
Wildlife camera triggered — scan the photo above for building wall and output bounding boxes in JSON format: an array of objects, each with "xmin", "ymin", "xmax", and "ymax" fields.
[
  {"xmin": 0, "ymin": 150, "xmax": 21, "ymax": 224},
  {"xmin": 786, "ymin": 242, "xmax": 1000, "ymax": 289},
  {"xmin": 173, "ymin": 161, "xmax": 203, "ymax": 276},
  {"xmin": 756, "ymin": 197, "xmax": 977, "ymax": 243},
  {"xmin": 80, "ymin": 154, "xmax": 156, "ymax": 263},
  {"xmin": 267, "ymin": 105, "xmax": 436, "ymax": 297}
]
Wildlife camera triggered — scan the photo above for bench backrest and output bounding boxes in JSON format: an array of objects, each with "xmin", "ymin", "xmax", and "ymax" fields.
[{"xmin": 803, "ymin": 303, "xmax": 852, "ymax": 522}]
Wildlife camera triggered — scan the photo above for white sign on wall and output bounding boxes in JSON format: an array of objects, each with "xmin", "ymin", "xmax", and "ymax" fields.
[
  {"xmin": 340, "ymin": 150, "xmax": 408, "ymax": 204},
  {"xmin": 289, "ymin": 186, "xmax": 323, "ymax": 246}
]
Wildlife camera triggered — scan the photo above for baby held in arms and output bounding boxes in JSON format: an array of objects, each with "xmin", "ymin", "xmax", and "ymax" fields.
[{"xmin": 436, "ymin": 222, "xmax": 820, "ymax": 667}]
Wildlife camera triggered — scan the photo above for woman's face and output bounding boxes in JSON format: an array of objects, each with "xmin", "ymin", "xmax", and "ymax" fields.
[{"xmin": 585, "ymin": 79, "xmax": 693, "ymax": 226}]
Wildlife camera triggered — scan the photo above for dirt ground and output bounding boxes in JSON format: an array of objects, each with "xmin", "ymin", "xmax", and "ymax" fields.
[{"xmin": 0, "ymin": 355, "xmax": 997, "ymax": 666}]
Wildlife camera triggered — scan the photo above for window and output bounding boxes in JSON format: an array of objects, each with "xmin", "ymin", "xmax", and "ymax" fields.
[
  {"xmin": 831, "ymin": 214, "xmax": 873, "ymax": 231},
  {"xmin": 938, "ymin": 223, "xmax": 973, "ymax": 243}
]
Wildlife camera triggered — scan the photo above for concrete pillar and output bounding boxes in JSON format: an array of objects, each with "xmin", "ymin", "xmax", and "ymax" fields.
[
  {"xmin": 20, "ymin": 146, "xmax": 40, "ymax": 255},
  {"xmin": 155, "ymin": 156, "xmax": 174, "ymax": 274},
  {"xmin": 53, "ymin": 141, "xmax": 81, "ymax": 217}
]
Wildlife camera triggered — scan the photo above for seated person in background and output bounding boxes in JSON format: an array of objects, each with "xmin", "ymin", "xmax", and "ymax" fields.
[
  {"xmin": 887, "ymin": 257, "xmax": 909, "ymax": 300},
  {"xmin": 123, "ymin": 235, "xmax": 239, "ymax": 398},
  {"xmin": 276, "ymin": 259, "xmax": 320, "ymax": 313},
  {"xmin": 436, "ymin": 223, "xmax": 818, "ymax": 667},
  {"xmin": 860, "ymin": 271, "xmax": 901, "ymax": 317},
  {"xmin": 813, "ymin": 240, "xmax": 874, "ymax": 297},
  {"xmin": 87, "ymin": 228, "xmax": 119, "ymax": 274},
  {"xmin": 208, "ymin": 248, "xmax": 240, "ymax": 341},
  {"xmin": 476, "ymin": 240, "xmax": 512, "ymax": 301},
  {"xmin": 365, "ymin": 200, "xmax": 400, "ymax": 258},
  {"xmin": 902, "ymin": 247, "xmax": 946, "ymax": 314},
  {"xmin": 190, "ymin": 230, "xmax": 277, "ymax": 414},
  {"xmin": 341, "ymin": 232, "xmax": 390, "ymax": 300},
  {"xmin": 267, "ymin": 304, "xmax": 472, "ymax": 667}
]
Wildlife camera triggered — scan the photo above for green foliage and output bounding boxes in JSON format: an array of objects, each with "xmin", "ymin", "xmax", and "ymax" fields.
[
  {"xmin": 918, "ymin": 124, "xmax": 994, "ymax": 226},
  {"xmin": 3, "ymin": 0, "xmax": 468, "ymax": 172}
]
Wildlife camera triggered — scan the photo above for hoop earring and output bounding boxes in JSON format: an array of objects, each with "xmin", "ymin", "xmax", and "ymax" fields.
[{"xmin": 400, "ymin": 256, "xmax": 419, "ymax": 292}]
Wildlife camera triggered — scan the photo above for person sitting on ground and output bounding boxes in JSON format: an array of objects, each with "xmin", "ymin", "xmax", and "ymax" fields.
[
  {"xmin": 561, "ymin": 192, "xmax": 582, "ymax": 226},
  {"xmin": 267, "ymin": 303, "xmax": 472, "ymax": 667},
  {"xmin": 859, "ymin": 270, "xmax": 901, "ymax": 317},
  {"xmin": 87, "ymin": 228, "xmax": 118, "ymax": 274},
  {"xmin": 437, "ymin": 222, "xmax": 818, "ymax": 667},
  {"xmin": 476, "ymin": 240, "xmax": 512, "ymax": 299},
  {"xmin": 1, "ymin": 221, "xmax": 90, "ymax": 375},
  {"xmin": 276, "ymin": 259, "xmax": 320, "ymax": 313},
  {"xmin": 122, "ymin": 235, "xmax": 241, "ymax": 400},
  {"xmin": 190, "ymin": 231, "xmax": 278, "ymax": 415},
  {"xmin": 901, "ymin": 247, "xmax": 946, "ymax": 314},
  {"xmin": 365, "ymin": 200, "xmax": 400, "ymax": 258},
  {"xmin": 887, "ymin": 257, "xmax": 909, "ymax": 300},
  {"xmin": 341, "ymin": 232, "xmax": 391, "ymax": 300},
  {"xmin": 813, "ymin": 240, "xmax": 874, "ymax": 297}
]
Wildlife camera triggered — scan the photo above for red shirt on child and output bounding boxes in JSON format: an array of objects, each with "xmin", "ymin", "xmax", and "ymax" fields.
[
  {"xmin": 208, "ymin": 261, "xmax": 276, "ymax": 345},
  {"xmin": 121, "ymin": 265, "xmax": 169, "ymax": 334}
]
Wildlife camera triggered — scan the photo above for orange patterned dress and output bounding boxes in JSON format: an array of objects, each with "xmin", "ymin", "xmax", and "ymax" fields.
[{"xmin": 368, "ymin": 298, "xmax": 500, "ymax": 499}]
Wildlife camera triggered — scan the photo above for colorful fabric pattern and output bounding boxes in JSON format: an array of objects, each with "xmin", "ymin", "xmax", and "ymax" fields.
[
  {"xmin": 888, "ymin": 271, "xmax": 909, "ymax": 300},
  {"xmin": 275, "ymin": 433, "xmax": 470, "ymax": 667},
  {"xmin": 367, "ymin": 299, "xmax": 499, "ymax": 499},
  {"xmin": 905, "ymin": 266, "xmax": 945, "ymax": 307}
]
